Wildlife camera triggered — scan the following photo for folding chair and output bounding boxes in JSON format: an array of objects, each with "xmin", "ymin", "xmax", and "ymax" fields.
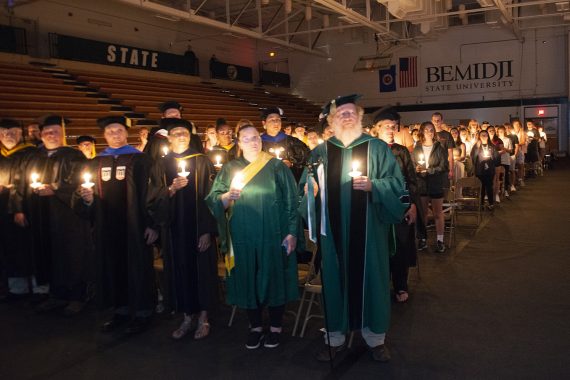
[
  {"xmin": 442, "ymin": 188, "xmax": 456, "ymax": 249},
  {"xmin": 454, "ymin": 176, "xmax": 482, "ymax": 226},
  {"xmin": 292, "ymin": 230, "xmax": 322, "ymax": 337}
]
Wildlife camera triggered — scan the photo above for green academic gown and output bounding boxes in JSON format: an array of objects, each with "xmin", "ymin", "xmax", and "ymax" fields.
[
  {"xmin": 206, "ymin": 156, "xmax": 299, "ymax": 309},
  {"xmin": 300, "ymin": 134, "xmax": 407, "ymax": 334}
]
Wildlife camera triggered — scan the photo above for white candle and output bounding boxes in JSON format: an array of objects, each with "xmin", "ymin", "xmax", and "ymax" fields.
[
  {"xmin": 82, "ymin": 172, "xmax": 94, "ymax": 189},
  {"xmin": 418, "ymin": 153, "xmax": 425, "ymax": 166},
  {"xmin": 483, "ymin": 147, "xmax": 490, "ymax": 158},
  {"xmin": 30, "ymin": 172, "xmax": 41, "ymax": 189},
  {"xmin": 162, "ymin": 146, "xmax": 169, "ymax": 157},
  {"xmin": 349, "ymin": 160, "xmax": 362, "ymax": 178},
  {"xmin": 232, "ymin": 172, "xmax": 245, "ymax": 190},
  {"xmin": 178, "ymin": 160, "xmax": 189, "ymax": 177},
  {"xmin": 275, "ymin": 148, "xmax": 283, "ymax": 160},
  {"xmin": 215, "ymin": 155, "xmax": 222, "ymax": 168},
  {"xmin": 317, "ymin": 138, "xmax": 324, "ymax": 145}
]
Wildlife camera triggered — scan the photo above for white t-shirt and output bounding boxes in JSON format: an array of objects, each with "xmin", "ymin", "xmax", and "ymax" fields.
[
  {"xmin": 500, "ymin": 136, "xmax": 512, "ymax": 165},
  {"xmin": 422, "ymin": 145, "xmax": 434, "ymax": 169}
]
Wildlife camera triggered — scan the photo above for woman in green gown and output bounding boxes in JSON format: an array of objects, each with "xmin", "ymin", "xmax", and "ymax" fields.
[{"xmin": 206, "ymin": 124, "xmax": 299, "ymax": 350}]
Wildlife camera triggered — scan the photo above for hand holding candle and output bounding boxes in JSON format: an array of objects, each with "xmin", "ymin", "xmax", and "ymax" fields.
[
  {"xmin": 348, "ymin": 160, "xmax": 362, "ymax": 177},
  {"xmin": 178, "ymin": 160, "xmax": 190, "ymax": 177},
  {"xmin": 214, "ymin": 155, "xmax": 222, "ymax": 168},
  {"xmin": 30, "ymin": 173, "xmax": 41, "ymax": 189},
  {"xmin": 82, "ymin": 172, "xmax": 94, "ymax": 189},
  {"xmin": 162, "ymin": 146, "xmax": 169, "ymax": 157},
  {"xmin": 418, "ymin": 153, "xmax": 425, "ymax": 166}
]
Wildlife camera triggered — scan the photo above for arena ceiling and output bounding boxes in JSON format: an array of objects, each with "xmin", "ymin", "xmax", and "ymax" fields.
[{"xmin": 116, "ymin": 1, "xmax": 569, "ymax": 55}]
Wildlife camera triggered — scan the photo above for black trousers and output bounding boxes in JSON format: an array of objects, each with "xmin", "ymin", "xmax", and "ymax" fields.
[
  {"xmin": 247, "ymin": 304, "xmax": 285, "ymax": 329},
  {"xmin": 477, "ymin": 174, "xmax": 495, "ymax": 205}
]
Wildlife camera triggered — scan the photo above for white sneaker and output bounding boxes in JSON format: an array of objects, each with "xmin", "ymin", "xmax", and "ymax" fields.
[
  {"xmin": 504, "ymin": 191, "xmax": 509, "ymax": 198},
  {"xmin": 520, "ymin": 180, "xmax": 526, "ymax": 187},
  {"xmin": 495, "ymin": 194, "xmax": 501, "ymax": 203},
  {"xmin": 510, "ymin": 185, "xmax": 516, "ymax": 192}
]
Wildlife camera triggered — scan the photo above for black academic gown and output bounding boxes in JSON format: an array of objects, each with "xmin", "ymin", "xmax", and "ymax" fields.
[
  {"xmin": 262, "ymin": 133, "xmax": 310, "ymax": 182},
  {"xmin": 26, "ymin": 147, "xmax": 90, "ymax": 299},
  {"xmin": 75, "ymin": 150, "xmax": 164, "ymax": 313},
  {"xmin": 389, "ymin": 143, "xmax": 418, "ymax": 273},
  {"xmin": 207, "ymin": 144, "xmax": 237, "ymax": 167},
  {"xmin": 0, "ymin": 144, "xmax": 37, "ymax": 279},
  {"xmin": 161, "ymin": 149, "xmax": 218, "ymax": 314}
]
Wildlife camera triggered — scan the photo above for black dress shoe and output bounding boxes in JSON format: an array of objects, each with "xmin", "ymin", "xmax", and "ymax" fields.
[
  {"xmin": 370, "ymin": 344, "xmax": 391, "ymax": 362},
  {"xmin": 124, "ymin": 317, "xmax": 152, "ymax": 335},
  {"xmin": 101, "ymin": 314, "xmax": 131, "ymax": 333},
  {"xmin": 315, "ymin": 343, "xmax": 346, "ymax": 362}
]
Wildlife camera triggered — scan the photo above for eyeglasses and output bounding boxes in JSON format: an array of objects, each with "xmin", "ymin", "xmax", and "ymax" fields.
[
  {"xmin": 218, "ymin": 131, "xmax": 232, "ymax": 136},
  {"xmin": 240, "ymin": 136, "xmax": 261, "ymax": 144},
  {"xmin": 338, "ymin": 110, "xmax": 357, "ymax": 118}
]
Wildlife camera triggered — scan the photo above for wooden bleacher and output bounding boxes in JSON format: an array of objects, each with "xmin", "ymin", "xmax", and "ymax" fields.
[{"xmin": 0, "ymin": 61, "xmax": 322, "ymax": 149}]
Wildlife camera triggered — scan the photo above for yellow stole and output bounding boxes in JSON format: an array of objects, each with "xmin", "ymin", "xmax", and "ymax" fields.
[
  {"xmin": 1, "ymin": 143, "xmax": 35, "ymax": 157},
  {"xmin": 225, "ymin": 151, "xmax": 273, "ymax": 273}
]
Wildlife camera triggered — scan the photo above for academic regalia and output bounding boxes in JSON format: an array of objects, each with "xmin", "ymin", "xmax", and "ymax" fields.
[
  {"xmin": 207, "ymin": 143, "xmax": 237, "ymax": 166},
  {"xmin": 0, "ymin": 143, "xmax": 37, "ymax": 281},
  {"xmin": 25, "ymin": 146, "xmax": 90, "ymax": 300},
  {"xmin": 299, "ymin": 135, "xmax": 407, "ymax": 334},
  {"xmin": 162, "ymin": 149, "xmax": 218, "ymax": 314},
  {"xmin": 206, "ymin": 154, "xmax": 299, "ymax": 309},
  {"xmin": 261, "ymin": 132, "xmax": 310, "ymax": 182},
  {"xmin": 389, "ymin": 143, "xmax": 419, "ymax": 291},
  {"xmin": 74, "ymin": 145, "xmax": 164, "ymax": 313}
]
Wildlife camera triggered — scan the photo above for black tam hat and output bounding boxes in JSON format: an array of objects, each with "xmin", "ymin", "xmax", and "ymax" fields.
[
  {"xmin": 0, "ymin": 118, "xmax": 21, "ymax": 129},
  {"xmin": 39, "ymin": 115, "xmax": 70, "ymax": 130},
  {"xmin": 260, "ymin": 107, "xmax": 284, "ymax": 121},
  {"xmin": 76, "ymin": 135, "xmax": 96, "ymax": 145},
  {"xmin": 160, "ymin": 118, "xmax": 192, "ymax": 132},
  {"xmin": 215, "ymin": 118, "xmax": 228, "ymax": 128},
  {"xmin": 372, "ymin": 106, "xmax": 400, "ymax": 125},
  {"xmin": 159, "ymin": 101, "xmax": 183, "ymax": 114},
  {"xmin": 97, "ymin": 116, "xmax": 132, "ymax": 129},
  {"xmin": 320, "ymin": 94, "xmax": 362, "ymax": 120}
]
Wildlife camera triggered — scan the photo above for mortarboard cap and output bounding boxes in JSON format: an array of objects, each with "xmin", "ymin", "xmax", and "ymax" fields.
[
  {"xmin": 97, "ymin": 116, "xmax": 132, "ymax": 129},
  {"xmin": 39, "ymin": 115, "xmax": 70, "ymax": 130},
  {"xmin": 159, "ymin": 101, "xmax": 183, "ymax": 114},
  {"xmin": 0, "ymin": 118, "xmax": 22, "ymax": 129},
  {"xmin": 261, "ymin": 107, "xmax": 284, "ymax": 121},
  {"xmin": 320, "ymin": 94, "xmax": 362, "ymax": 120},
  {"xmin": 76, "ymin": 135, "xmax": 96, "ymax": 145},
  {"xmin": 160, "ymin": 118, "xmax": 192, "ymax": 133},
  {"xmin": 372, "ymin": 106, "xmax": 400, "ymax": 125},
  {"xmin": 215, "ymin": 118, "xmax": 228, "ymax": 128}
]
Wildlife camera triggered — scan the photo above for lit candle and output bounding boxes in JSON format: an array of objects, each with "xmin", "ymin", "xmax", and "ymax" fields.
[
  {"xmin": 418, "ymin": 153, "xmax": 425, "ymax": 166},
  {"xmin": 82, "ymin": 172, "xmax": 94, "ymax": 189},
  {"xmin": 483, "ymin": 147, "xmax": 490, "ymax": 158},
  {"xmin": 231, "ymin": 172, "xmax": 245, "ymax": 190},
  {"xmin": 162, "ymin": 146, "xmax": 169, "ymax": 157},
  {"xmin": 527, "ymin": 131, "xmax": 534, "ymax": 138},
  {"xmin": 178, "ymin": 160, "xmax": 189, "ymax": 177},
  {"xmin": 214, "ymin": 155, "xmax": 222, "ymax": 168},
  {"xmin": 30, "ymin": 172, "xmax": 41, "ymax": 189},
  {"xmin": 348, "ymin": 160, "xmax": 362, "ymax": 178},
  {"xmin": 317, "ymin": 138, "xmax": 324, "ymax": 145},
  {"xmin": 275, "ymin": 147, "xmax": 283, "ymax": 160}
]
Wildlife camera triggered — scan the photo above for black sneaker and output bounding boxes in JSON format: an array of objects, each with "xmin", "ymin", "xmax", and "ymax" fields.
[
  {"xmin": 436, "ymin": 240, "xmax": 446, "ymax": 253},
  {"xmin": 264, "ymin": 331, "xmax": 281, "ymax": 348},
  {"xmin": 417, "ymin": 239, "xmax": 427, "ymax": 251},
  {"xmin": 245, "ymin": 330, "xmax": 264, "ymax": 349}
]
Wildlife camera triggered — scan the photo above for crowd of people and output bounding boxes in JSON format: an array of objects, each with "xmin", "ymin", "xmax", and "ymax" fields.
[{"xmin": 0, "ymin": 96, "xmax": 550, "ymax": 363}]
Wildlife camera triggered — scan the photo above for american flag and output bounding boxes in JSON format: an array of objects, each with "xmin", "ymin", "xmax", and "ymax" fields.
[{"xmin": 399, "ymin": 56, "xmax": 418, "ymax": 88}]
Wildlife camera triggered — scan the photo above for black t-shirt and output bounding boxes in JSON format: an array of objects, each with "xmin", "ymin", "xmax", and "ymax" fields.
[
  {"xmin": 507, "ymin": 133, "xmax": 519, "ymax": 147},
  {"xmin": 436, "ymin": 130, "xmax": 456, "ymax": 155}
]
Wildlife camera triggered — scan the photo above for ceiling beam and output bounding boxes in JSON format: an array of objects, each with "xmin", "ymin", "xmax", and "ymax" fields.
[
  {"xmin": 313, "ymin": 0, "xmax": 400, "ymax": 39},
  {"xmin": 116, "ymin": 0, "xmax": 328, "ymax": 57},
  {"xmin": 493, "ymin": 0, "xmax": 524, "ymax": 42}
]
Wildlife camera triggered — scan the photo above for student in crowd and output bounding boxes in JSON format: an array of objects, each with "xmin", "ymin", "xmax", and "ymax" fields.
[
  {"xmin": 470, "ymin": 129, "xmax": 500, "ymax": 210},
  {"xmin": 413, "ymin": 121, "xmax": 449, "ymax": 253}
]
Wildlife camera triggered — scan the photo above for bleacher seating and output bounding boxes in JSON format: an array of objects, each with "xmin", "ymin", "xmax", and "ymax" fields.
[{"xmin": 0, "ymin": 60, "xmax": 322, "ymax": 150}]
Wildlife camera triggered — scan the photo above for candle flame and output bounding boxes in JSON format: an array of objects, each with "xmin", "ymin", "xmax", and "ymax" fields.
[{"xmin": 232, "ymin": 172, "xmax": 245, "ymax": 190}]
